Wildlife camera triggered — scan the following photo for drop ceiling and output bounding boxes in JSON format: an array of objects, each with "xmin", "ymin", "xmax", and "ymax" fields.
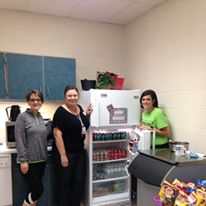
[{"xmin": 0, "ymin": 0, "xmax": 167, "ymax": 25}]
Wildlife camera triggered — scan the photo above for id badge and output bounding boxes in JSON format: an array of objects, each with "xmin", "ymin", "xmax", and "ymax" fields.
[{"xmin": 82, "ymin": 126, "xmax": 86, "ymax": 135}]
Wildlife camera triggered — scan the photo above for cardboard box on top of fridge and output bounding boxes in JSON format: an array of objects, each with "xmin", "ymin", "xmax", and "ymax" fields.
[{"xmin": 79, "ymin": 89, "xmax": 141, "ymax": 127}]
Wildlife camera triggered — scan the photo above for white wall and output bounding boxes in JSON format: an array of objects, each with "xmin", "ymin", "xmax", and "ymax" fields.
[
  {"xmin": 0, "ymin": 10, "xmax": 126, "ymax": 143},
  {"xmin": 125, "ymin": 0, "xmax": 206, "ymax": 153},
  {"xmin": 0, "ymin": 9, "xmax": 126, "ymax": 89}
]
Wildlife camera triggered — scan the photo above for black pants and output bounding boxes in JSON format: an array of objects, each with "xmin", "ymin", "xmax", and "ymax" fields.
[
  {"xmin": 23, "ymin": 162, "xmax": 46, "ymax": 204},
  {"xmin": 54, "ymin": 150, "xmax": 87, "ymax": 206}
]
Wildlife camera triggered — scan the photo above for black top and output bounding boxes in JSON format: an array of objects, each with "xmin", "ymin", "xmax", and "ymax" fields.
[{"xmin": 52, "ymin": 105, "xmax": 90, "ymax": 153}]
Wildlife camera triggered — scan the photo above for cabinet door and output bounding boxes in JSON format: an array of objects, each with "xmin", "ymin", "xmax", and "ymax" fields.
[
  {"xmin": 0, "ymin": 52, "xmax": 5, "ymax": 99},
  {"xmin": 7, "ymin": 53, "xmax": 43, "ymax": 99},
  {"xmin": 43, "ymin": 56, "xmax": 76, "ymax": 100}
]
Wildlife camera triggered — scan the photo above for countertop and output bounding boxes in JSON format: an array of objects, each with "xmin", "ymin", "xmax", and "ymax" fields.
[
  {"xmin": 0, "ymin": 143, "xmax": 52, "ymax": 155},
  {"xmin": 0, "ymin": 143, "xmax": 17, "ymax": 154},
  {"xmin": 139, "ymin": 149, "xmax": 206, "ymax": 165}
]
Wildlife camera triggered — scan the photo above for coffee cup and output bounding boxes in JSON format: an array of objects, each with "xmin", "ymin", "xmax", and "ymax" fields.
[{"xmin": 174, "ymin": 145, "xmax": 186, "ymax": 156}]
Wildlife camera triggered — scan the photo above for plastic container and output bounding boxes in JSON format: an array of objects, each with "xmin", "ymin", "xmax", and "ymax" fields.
[
  {"xmin": 81, "ymin": 79, "xmax": 96, "ymax": 90},
  {"xmin": 168, "ymin": 141, "xmax": 189, "ymax": 152},
  {"xmin": 112, "ymin": 77, "xmax": 124, "ymax": 90}
]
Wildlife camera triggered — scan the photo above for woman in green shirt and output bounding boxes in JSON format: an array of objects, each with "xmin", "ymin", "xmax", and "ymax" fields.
[{"xmin": 137, "ymin": 89, "xmax": 170, "ymax": 148}]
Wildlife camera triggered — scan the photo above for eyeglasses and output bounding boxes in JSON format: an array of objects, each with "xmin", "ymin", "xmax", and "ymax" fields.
[{"xmin": 29, "ymin": 98, "xmax": 42, "ymax": 103}]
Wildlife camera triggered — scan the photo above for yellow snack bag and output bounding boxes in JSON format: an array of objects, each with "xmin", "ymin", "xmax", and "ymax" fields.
[
  {"xmin": 196, "ymin": 189, "xmax": 206, "ymax": 206},
  {"xmin": 188, "ymin": 191, "xmax": 203, "ymax": 206},
  {"xmin": 174, "ymin": 191, "xmax": 189, "ymax": 206}
]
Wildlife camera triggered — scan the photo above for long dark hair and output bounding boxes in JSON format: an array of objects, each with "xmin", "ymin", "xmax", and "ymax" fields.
[{"xmin": 140, "ymin": 89, "xmax": 158, "ymax": 108}]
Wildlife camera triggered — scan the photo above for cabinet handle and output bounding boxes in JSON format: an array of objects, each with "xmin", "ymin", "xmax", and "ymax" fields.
[
  {"xmin": 3, "ymin": 53, "xmax": 9, "ymax": 99},
  {"xmin": 46, "ymin": 86, "xmax": 50, "ymax": 97}
]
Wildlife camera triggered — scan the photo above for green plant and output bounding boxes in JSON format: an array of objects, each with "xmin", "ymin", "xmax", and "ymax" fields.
[{"xmin": 96, "ymin": 71, "xmax": 116, "ymax": 89}]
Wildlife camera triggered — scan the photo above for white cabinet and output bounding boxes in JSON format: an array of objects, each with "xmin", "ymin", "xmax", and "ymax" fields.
[
  {"xmin": 0, "ymin": 154, "xmax": 12, "ymax": 206},
  {"xmin": 86, "ymin": 127, "xmax": 133, "ymax": 206}
]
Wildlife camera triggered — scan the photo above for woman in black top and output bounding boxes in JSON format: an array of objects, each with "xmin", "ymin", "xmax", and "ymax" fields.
[{"xmin": 52, "ymin": 85, "xmax": 93, "ymax": 206}]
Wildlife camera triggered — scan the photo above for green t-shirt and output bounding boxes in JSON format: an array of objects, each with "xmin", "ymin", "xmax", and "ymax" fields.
[{"xmin": 141, "ymin": 107, "xmax": 169, "ymax": 145}]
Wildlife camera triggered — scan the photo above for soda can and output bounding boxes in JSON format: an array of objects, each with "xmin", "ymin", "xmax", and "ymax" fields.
[
  {"xmin": 114, "ymin": 149, "xmax": 118, "ymax": 159},
  {"xmin": 93, "ymin": 151, "xmax": 97, "ymax": 161},
  {"xmin": 96, "ymin": 151, "xmax": 100, "ymax": 161},
  {"xmin": 104, "ymin": 150, "xmax": 108, "ymax": 160},
  {"xmin": 105, "ymin": 132, "xmax": 110, "ymax": 141},
  {"xmin": 100, "ymin": 150, "xmax": 104, "ymax": 161},
  {"xmin": 116, "ymin": 132, "xmax": 121, "ymax": 140},
  {"xmin": 101, "ymin": 133, "xmax": 106, "ymax": 141},
  {"xmin": 108, "ymin": 148, "xmax": 113, "ymax": 160},
  {"xmin": 117, "ymin": 149, "xmax": 121, "ymax": 159}
]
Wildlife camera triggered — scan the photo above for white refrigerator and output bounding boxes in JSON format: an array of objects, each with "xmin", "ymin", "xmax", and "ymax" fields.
[{"xmin": 79, "ymin": 89, "xmax": 140, "ymax": 206}]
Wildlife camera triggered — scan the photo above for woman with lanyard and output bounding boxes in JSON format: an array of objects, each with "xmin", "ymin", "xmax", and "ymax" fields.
[{"xmin": 52, "ymin": 85, "xmax": 93, "ymax": 206}]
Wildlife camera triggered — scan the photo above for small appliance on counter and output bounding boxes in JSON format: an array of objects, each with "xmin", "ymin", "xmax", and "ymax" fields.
[
  {"xmin": 5, "ymin": 105, "xmax": 21, "ymax": 122},
  {"xmin": 5, "ymin": 121, "xmax": 16, "ymax": 148}
]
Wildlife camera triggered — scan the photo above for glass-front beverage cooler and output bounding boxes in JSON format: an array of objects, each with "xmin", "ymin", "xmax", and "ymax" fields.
[
  {"xmin": 79, "ymin": 89, "xmax": 141, "ymax": 206},
  {"xmin": 90, "ymin": 128, "xmax": 132, "ymax": 206}
]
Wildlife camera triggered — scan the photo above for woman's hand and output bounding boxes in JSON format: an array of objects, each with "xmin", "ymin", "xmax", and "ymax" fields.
[
  {"xmin": 61, "ymin": 154, "xmax": 69, "ymax": 167},
  {"xmin": 138, "ymin": 124, "xmax": 152, "ymax": 130},
  {"xmin": 137, "ymin": 123, "xmax": 142, "ymax": 129},
  {"xmin": 86, "ymin": 104, "xmax": 93, "ymax": 116},
  {"xmin": 20, "ymin": 162, "xmax": 29, "ymax": 174}
]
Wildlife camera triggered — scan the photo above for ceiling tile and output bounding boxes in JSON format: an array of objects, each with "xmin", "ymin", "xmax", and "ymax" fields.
[
  {"xmin": 132, "ymin": 0, "xmax": 166, "ymax": 4},
  {"xmin": 70, "ymin": 0, "xmax": 131, "ymax": 22},
  {"xmin": 110, "ymin": 2, "xmax": 152, "ymax": 24},
  {"xmin": 26, "ymin": 0, "xmax": 80, "ymax": 16},
  {"xmin": 0, "ymin": 0, "xmax": 168, "ymax": 25}
]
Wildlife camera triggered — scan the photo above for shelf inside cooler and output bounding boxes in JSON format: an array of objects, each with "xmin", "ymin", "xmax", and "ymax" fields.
[
  {"xmin": 93, "ymin": 147, "xmax": 128, "ymax": 161},
  {"xmin": 93, "ymin": 176, "xmax": 128, "ymax": 183},
  {"xmin": 92, "ymin": 130, "xmax": 128, "ymax": 142},
  {"xmin": 93, "ymin": 161, "xmax": 128, "ymax": 181},
  {"xmin": 93, "ymin": 179, "xmax": 128, "ymax": 197},
  {"xmin": 93, "ymin": 191, "xmax": 129, "ymax": 206},
  {"xmin": 93, "ymin": 158, "xmax": 128, "ymax": 164},
  {"xmin": 93, "ymin": 139, "xmax": 128, "ymax": 144}
]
